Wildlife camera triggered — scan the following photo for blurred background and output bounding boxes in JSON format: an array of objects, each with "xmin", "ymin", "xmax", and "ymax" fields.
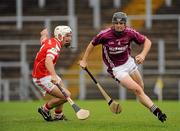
[{"xmin": 0, "ymin": 0, "xmax": 179, "ymax": 101}]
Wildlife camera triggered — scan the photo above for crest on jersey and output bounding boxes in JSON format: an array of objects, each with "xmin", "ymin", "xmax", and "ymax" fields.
[
  {"xmin": 116, "ymin": 40, "xmax": 121, "ymax": 45},
  {"xmin": 47, "ymin": 48, "xmax": 58, "ymax": 55}
]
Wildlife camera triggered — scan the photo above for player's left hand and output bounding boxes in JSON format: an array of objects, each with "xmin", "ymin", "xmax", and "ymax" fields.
[
  {"xmin": 135, "ymin": 54, "xmax": 145, "ymax": 64},
  {"xmin": 51, "ymin": 75, "xmax": 59, "ymax": 84},
  {"xmin": 79, "ymin": 60, "xmax": 88, "ymax": 69}
]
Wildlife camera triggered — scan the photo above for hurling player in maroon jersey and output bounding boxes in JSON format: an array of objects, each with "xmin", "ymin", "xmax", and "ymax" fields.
[{"xmin": 80, "ymin": 12, "xmax": 167, "ymax": 122}]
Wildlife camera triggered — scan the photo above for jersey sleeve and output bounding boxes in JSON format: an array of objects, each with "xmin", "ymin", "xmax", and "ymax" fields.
[
  {"xmin": 91, "ymin": 31, "xmax": 105, "ymax": 46},
  {"xmin": 46, "ymin": 40, "xmax": 58, "ymax": 60},
  {"xmin": 130, "ymin": 28, "xmax": 146, "ymax": 45}
]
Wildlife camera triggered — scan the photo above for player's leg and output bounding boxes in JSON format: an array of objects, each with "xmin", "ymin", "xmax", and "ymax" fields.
[
  {"xmin": 41, "ymin": 97, "xmax": 67, "ymax": 121},
  {"xmin": 41, "ymin": 83, "xmax": 71, "ymax": 120},
  {"xmin": 130, "ymin": 69, "xmax": 167, "ymax": 121},
  {"xmin": 130, "ymin": 69, "xmax": 144, "ymax": 90},
  {"xmin": 53, "ymin": 105, "xmax": 68, "ymax": 121},
  {"xmin": 49, "ymin": 86, "xmax": 70, "ymax": 121},
  {"xmin": 52, "ymin": 80, "xmax": 69, "ymax": 121},
  {"xmin": 38, "ymin": 96, "xmax": 64, "ymax": 121},
  {"xmin": 113, "ymin": 57, "xmax": 166, "ymax": 122},
  {"xmin": 38, "ymin": 86, "xmax": 70, "ymax": 121},
  {"xmin": 120, "ymin": 74, "xmax": 167, "ymax": 122},
  {"xmin": 33, "ymin": 76, "xmax": 71, "ymax": 121},
  {"xmin": 120, "ymin": 74, "xmax": 153, "ymax": 108}
]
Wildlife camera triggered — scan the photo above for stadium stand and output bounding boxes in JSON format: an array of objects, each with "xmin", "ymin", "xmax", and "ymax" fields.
[
  {"xmin": 0, "ymin": 0, "xmax": 97, "ymax": 100},
  {"xmin": 142, "ymin": 0, "xmax": 180, "ymax": 100},
  {"xmin": 85, "ymin": 0, "xmax": 180, "ymax": 100},
  {"xmin": 0, "ymin": 0, "xmax": 179, "ymax": 100}
]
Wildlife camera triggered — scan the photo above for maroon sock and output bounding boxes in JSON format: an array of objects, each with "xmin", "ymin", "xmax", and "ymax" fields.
[
  {"xmin": 55, "ymin": 109, "xmax": 62, "ymax": 114},
  {"xmin": 43, "ymin": 103, "xmax": 52, "ymax": 112}
]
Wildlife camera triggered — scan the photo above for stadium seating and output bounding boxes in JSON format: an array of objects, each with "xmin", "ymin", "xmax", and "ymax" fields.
[
  {"xmin": 85, "ymin": 0, "xmax": 180, "ymax": 100},
  {"xmin": 0, "ymin": 0, "xmax": 179, "ymax": 100}
]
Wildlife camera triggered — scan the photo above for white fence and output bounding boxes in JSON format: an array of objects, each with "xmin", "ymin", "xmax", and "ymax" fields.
[
  {"xmin": 0, "ymin": 0, "xmax": 78, "ymax": 49},
  {"xmin": 0, "ymin": 40, "xmax": 40, "ymax": 101},
  {"xmin": 127, "ymin": 14, "xmax": 180, "ymax": 50}
]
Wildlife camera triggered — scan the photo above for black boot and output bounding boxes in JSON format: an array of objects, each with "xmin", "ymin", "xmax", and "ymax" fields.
[
  {"xmin": 38, "ymin": 107, "xmax": 53, "ymax": 121},
  {"xmin": 150, "ymin": 105, "xmax": 167, "ymax": 122}
]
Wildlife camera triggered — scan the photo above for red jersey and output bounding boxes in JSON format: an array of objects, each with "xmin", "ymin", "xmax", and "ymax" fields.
[{"xmin": 32, "ymin": 38, "xmax": 62, "ymax": 78}]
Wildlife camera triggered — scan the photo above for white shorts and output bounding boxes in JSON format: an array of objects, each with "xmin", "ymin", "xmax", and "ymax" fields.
[
  {"xmin": 32, "ymin": 75, "xmax": 62, "ymax": 95},
  {"xmin": 112, "ymin": 57, "xmax": 138, "ymax": 81}
]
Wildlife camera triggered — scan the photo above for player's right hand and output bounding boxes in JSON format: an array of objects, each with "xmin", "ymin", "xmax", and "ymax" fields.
[
  {"xmin": 79, "ymin": 60, "xmax": 87, "ymax": 69},
  {"xmin": 40, "ymin": 28, "xmax": 48, "ymax": 35},
  {"xmin": 40, "ymin": 28, "xmax": 49, "ymax": 43},
  {"xmin": 135, "ymin": 53, "xmax": 145, "ymax": 64}
]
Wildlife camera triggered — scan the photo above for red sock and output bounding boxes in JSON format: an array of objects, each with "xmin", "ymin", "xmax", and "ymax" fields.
[
  {"xmin": 55, "ymin": 109, "xmax": 62, "ymax": 114},
  {"xmin": 43, "ymin": 103, "xmax": 52, "ymax": 112}
]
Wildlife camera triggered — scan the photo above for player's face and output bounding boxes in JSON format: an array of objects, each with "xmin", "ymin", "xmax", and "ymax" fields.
[
  {"xmin": 113, "ymin": 22, "xmax": 126, "ymax": 32},
  {"xmin": 63, "ymin": 32, "xmax": 72, "ymax": 47}
]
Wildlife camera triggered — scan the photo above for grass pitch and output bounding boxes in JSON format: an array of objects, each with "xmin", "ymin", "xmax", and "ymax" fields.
[{"xmin": 0, "ymin": 100, "xmax": 179, "ymax": 131}]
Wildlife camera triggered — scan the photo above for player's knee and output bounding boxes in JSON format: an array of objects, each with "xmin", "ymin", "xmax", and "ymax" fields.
[
  {"xmin": 133, "ymin": 87, "xmax": 143, "ymax": 96},
  {"xmin": 52, "ymin": 98, "xmax": 63, "ymax": 105},
  {"xmin": 57, "ymin": 98, "xmax": 62, "ymax": 104},
  {"xmin": 136, "ymin": 81, "xmax": 144, "ymax": 90}
]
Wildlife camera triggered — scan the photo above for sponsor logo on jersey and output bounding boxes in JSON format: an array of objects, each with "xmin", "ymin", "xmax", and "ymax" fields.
[
  {"xmin": 47, "ymin": 48, "xmax": 58, "ymax": 55},
  {"xmin": 109, "ymin": 45, "xmax": 128, "ymax": 54}
]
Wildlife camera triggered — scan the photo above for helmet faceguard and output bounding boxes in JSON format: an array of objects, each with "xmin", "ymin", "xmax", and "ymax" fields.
[
  {"xmin": 112, "ymin": 12, "xmax": 127, "ymax": 24},
  {"xmin": 54, "ymin": 25, "xmax": 72, "ymax": 48},
  {"xmin": 112, "ymin": 12, "xmax": 127, "ymax": 36},
  {"xmin": 54, "ymin": 25, "xmax": 72, "ymax": 41}
]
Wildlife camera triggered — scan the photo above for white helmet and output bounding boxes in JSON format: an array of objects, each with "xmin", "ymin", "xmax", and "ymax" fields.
[{"xmin": 54, "ymin": 25, "xmax": 72, "ymax": 41}]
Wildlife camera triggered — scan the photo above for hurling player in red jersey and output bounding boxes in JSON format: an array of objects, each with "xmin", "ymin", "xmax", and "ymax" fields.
[
  {"xmin": 32, "ymin": 25, "xmax": 72, "ymax": 121},
  {"xmin": 79, "ymin": 12, "xmax": 167, "ymax": 122}
]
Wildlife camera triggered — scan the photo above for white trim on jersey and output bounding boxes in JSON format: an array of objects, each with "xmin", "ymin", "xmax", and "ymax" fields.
[
  {"xmin": 47, "ymin": 54, "xmax": 55, "ymax": 60},
  {"xmin": 47, "ymin": 48, "xmax": 58, "ymax": 55},
  {"xmin": 103, "ymin": 46, "xmax": 115, "ymax": 68},
  {"xmin": 56, "ymin": 44, "xmax": 60, "ymax": 51},
  {"xmin": 54, "ymin": 38, "xmax": 62, "ymax": 49}
]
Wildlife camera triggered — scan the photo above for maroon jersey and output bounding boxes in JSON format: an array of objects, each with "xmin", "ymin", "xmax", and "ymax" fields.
[{"xmin": 91, "ymin": 26, "xmax": 145, "ymax": 73}]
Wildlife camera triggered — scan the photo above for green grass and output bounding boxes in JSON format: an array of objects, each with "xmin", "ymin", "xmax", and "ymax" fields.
[{"xmin": 0, "ymin": 100, "xmax": 179, "ymax": 131}]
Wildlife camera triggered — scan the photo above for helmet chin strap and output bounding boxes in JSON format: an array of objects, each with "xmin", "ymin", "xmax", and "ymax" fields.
[
  {"xmin": 115, "ymin": 31, "xmax": 123, "ymax": 36},
  {"xmin": 112, "ymin": 27, "xmax": 124, "ymax": 36},
  {"xmin": 56, "ymin": 34, "xmax": 63, "ymax": 42},
  {"xmin": 112, "ymin": 20, "xmax": 126, "ymax": 36}
]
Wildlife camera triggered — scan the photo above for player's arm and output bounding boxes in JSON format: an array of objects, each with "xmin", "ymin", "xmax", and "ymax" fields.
[
  {"xmin": 45, "ymin": 56, "xmax": 58, "ymax": 83},
  {"xmin": 135, "ymin": 37, "xmax": 151, "ymax": 64},
  {"xmin": 79, "ymin": 41, "xmax": 95, "ymax": 68},
  {"xmin": 40, "ymin": 28, "xmax": 49, "ymax": 43}
]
